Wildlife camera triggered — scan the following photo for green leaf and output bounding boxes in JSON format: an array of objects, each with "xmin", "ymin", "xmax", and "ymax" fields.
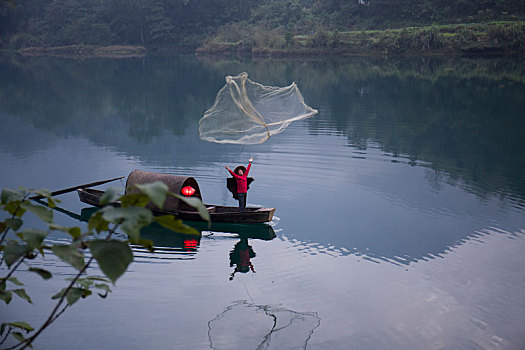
[
  {"xmin": 120, "ymin": 222, "xmax": 140, "ymax": 242},
  {"xmin": 12, "ymin": 332, "xmax": 25, "ymax": 342},
  {"xmin": 101, "ymin": 206, "xmax": 152, "ymax": 241},
  {"xmin": 0, "ymin": 221, "xmax": 6, "ymax": 233},
  {"xmin": 51, "ymin": 288, "xmax": 66, "ymax": 300},
  {"xmin": 51, "ymin": 244, "xmax": 85, "ymax": 271},
  {"xmin": 7, "ymin": 277, "xmax": 24, "ymax": 286},
  {"xmin": 13, "ymin": 288, "xmax": 32, "ymax": 304},
  {"xmin": 5, "ymin": 218, "xmax": 23, "ymax": 231},
  {"xmin": 94, "ymin": 283, "xmax": 112, "ymax": 293},
  {"xmin": 77, "ymin": 279, "xmax": 93, "ymax": 289},
  {"xmin": 66, "ymin": 288, "xmax": 83, "ymax": 306},
  {"xmin": 4, "ymin": 201, "xmax": 25, "ymax": 217},
  {"xmin": 99, "ymin": 187, "xmax": 122, "ymax": 205},
  {"xmin": 87, "ymin": 211, "xmax": 109, "ymax": 233},
  {"xmin": 7, "ymin": 321, "xmax": 34, "ymax": 333},
  {"xmin": 48, "ymin": 224, "xmax": 82, "ymax": 239},
  {"xmin": 120, "ymin": 193, "xmax": 150, "ymax": 208},
  {"xmin": 3, "ymin": 240, "xmax": 30, "ymax": 267},
  {"xmin": 85, "ymin": 276, "xmax": 110, "ymax": 283},
  {"xmin": 135, "ymin": 181, "xmax": 169, "ymax": 208},
  {"xmin": 131, "ymin": 238, "xmax": 154, "ymax": 252},
  {"xmin": 48, "ymin": 223, "xmax": 69, "ymax": 232},
  {"xmin": 155, "ymin": 215, "xmax": 200, "ymax": 235},
  {"xmin": 0, "ymin": 279, "xmax": 5, "ymax": 292},
  {"xmin": 81, "ymin": 288, "xmax": 92, "ymax": 298},
  {"xmin": 31, "ymin": 189, "xmax": 60, "ymax": 208},
  {"xmin": 89, "ymin": 240, "xmax": 133, "ymax": 284},
  {"xmin": 12, "ymin": 331, "xmax": 32, "ymax": 348},
  {"xmin": 94, "ymin": 283, "xmax": 112, "ymax": 298},
  {"xmin": 68, "ymin": 227, "xmax": 82, "ymax": 239},
  {"xmin": 1, "ymin": 189, "xmax": 24, "ymax": 204},
  {"xmin": 28, "ymin": 267, "xmax": 52, "ymax": 280},
  {"xmin": 47, "ymin": 197, "xmax": 57, "ymax": 208},
  {"xmin": 20, "ymin": 202, "xmax": 53, "ymax": 223},
  {"xmin": 0, "ymin": 290, "xmax": 12, "ymax": 304},
  {"xmin": 101, "ymin": 205, "xmax": 152, "ymax": 222},
  {"xmin": 172, "ymin": 194, "xmax": 211, "ymax": 224},
  {"xmin": 17, "ymin": 229, "xmax": 48, "ymax": 250},
  {"xmin": 51, "ymin": 287, "xmax": 88, "ymax": 305}
]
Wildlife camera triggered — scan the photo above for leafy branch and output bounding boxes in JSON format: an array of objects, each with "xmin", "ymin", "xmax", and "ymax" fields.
[{"xmin": 0, "ymin": 182, "xmax": 209, "ymax": 349}]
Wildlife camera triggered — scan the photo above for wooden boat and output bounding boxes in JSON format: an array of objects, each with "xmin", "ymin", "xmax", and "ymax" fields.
[
  {"xmin": 78, "ymin": 187, "xmax": 275, "ymax": 223},
  {"xmin": 77, "ymin": 170, "xmax": 275, "ymax": 224},
  {"xmin": 79, "ymin": 206, "xmax": 276, "ymax": 238}
]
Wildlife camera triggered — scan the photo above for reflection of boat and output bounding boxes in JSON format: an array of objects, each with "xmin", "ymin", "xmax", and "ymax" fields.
[
  {"xmin": 133, "ymin": 221, "xmax": 202, "ymax": 251},
  {"xmin": 81, "ymin": 207, "xmax": 275, "ymax": 255},
  {"xmin": 183, "ymin": 221, "xmax": 276, "ymax": 240},
  {"xmin": 77, "ymin": 170, "xmax": 276, "ymax": 224}
]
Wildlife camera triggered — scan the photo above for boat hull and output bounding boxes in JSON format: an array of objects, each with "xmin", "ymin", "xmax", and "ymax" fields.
[{"xmin": 77, "ymin": 188, "xmax": 275, "ymax": 224}]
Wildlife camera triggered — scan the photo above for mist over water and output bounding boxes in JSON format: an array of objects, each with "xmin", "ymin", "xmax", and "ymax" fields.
[{"xmin": 1, "ymin": 54, "xmax": 524, "ymax": 349}]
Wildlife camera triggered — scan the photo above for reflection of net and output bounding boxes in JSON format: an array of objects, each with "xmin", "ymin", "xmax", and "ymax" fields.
[
  {"xmin": 208, "ymin": 300, "xmax": 321, "ymax": 350},
  {"xmin": 199, "ymin": 72, "xmax": 318, "ymax": 144}
]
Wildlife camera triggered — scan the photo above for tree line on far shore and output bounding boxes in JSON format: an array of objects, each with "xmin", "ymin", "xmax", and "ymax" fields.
[{"xmin": 1, "ymin": 0, "xmax": 524, "ymax": 53}]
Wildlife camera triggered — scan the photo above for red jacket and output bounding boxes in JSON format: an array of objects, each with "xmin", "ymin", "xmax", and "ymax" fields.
[{"xmin": 228, "ymin": 163, "xmax": 251, "ymax": 193}]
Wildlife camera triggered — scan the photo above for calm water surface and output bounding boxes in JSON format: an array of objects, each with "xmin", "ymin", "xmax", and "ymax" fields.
[{"xmin": 1, "ymin": 54, "xmax": 525, "ymax": 349}]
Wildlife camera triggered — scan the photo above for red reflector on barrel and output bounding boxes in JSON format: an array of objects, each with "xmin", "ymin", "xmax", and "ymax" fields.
[{"xmin": 181, "ymin": 186, "xmax": 196, "ymax": 196}]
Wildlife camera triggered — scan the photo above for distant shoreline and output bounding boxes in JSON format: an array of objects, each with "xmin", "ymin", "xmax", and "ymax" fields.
[
  {"xmin": 17, "ymin": 45, "xmax": 146, "ymax": 58},
  {"xmin": 10, "ymin": 22, "xmax": 524, "ymax": 59},
  {"xmin": 196, "ymin": 21, "xmax": 525, "ymax": 58}
]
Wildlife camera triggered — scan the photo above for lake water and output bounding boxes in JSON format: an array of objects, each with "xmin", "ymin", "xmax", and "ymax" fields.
[{"xmin": 1, "ymin": 54, "xmax": 525, "ymax": 349}]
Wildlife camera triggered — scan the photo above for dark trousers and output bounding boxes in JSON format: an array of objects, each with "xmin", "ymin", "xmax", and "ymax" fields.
[{"xmin": 237, "ymin": 193, "xmax": 246, "ymax": 211}]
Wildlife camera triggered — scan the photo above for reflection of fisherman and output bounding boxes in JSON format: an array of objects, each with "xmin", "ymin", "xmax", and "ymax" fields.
[
  {"xmin": 225, "ymin": 158, "xmax": 253, "ymax": 211},
  {"xmin": 229, "ymin": 236, "xmax": 256, "ymax": 280}
]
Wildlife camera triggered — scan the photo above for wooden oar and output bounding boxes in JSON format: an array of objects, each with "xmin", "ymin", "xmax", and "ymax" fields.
[{"xmin": 29, "ymin": 176, "xmax": 125, "ymax": 200}]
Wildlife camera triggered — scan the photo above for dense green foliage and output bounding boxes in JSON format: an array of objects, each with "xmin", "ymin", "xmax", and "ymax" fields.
[
  {"xmin": 199, "ymin": 21, "xmax": 525, "ymax": 55},
  {"xmin": 1, "ymin": 0, "xmax": 524, "ymax": 51},
  {"xmin": 0, "ymin": 183, "xmax": 209, "ymax": 349}
]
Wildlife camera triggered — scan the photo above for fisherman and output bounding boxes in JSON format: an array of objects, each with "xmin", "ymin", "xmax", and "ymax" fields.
[{"xmin": 225, "ymin": 158, "xmax": 252, "ymax": 211}]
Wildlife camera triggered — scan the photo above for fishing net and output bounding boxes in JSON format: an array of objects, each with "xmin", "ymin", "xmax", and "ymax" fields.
[{"xmin": 199, "ymin": 72, "xmax": 318, "ymax": 144}]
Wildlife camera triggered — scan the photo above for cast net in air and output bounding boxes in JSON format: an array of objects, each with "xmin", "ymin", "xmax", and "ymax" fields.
[{"xmin": 199, "ymin": 72, "xmax": 318, "ymax": 144}]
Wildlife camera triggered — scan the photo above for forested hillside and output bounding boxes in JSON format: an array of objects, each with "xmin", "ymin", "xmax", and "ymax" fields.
[{"xmin": 1, "ymin": 0, "xmax": 524, "ymax": 52}]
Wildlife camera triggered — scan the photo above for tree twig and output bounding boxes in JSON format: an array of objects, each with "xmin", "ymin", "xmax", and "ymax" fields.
[
  {"xmin": 1, "ymin": 192, "xmax": 137, "ymax": 349},
  {"xmin": 2, "ymin": 258, "xmax": 26, "ymax": 282}
]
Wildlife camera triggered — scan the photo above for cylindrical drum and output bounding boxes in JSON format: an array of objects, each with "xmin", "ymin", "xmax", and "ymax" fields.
[{"xmin": 125, "ymin": 170, "xmax": 202, "ymax": 213}]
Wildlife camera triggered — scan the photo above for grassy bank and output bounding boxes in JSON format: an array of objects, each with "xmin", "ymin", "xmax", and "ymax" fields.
[
  {"xmin": 197, "ymin": 21, "xmax": 525, "ymax": 57},
  {"xmin": 17, "ymin": 45, "xmax": 147, "ymax": 58}
]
